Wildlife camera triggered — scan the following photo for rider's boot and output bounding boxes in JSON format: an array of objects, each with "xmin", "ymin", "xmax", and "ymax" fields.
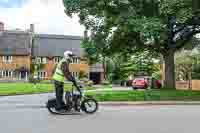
[
  {"xmin": 55, "ymin": 101, "xmax": 68, "ymax": 112},
  {"xmin": 55, "ymin": 106, "xmax": 68, "ymax": 112}
]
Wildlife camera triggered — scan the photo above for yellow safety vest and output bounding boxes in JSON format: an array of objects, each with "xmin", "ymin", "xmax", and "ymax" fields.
[{"xmin": 52, "ymin": 58, "xmax": 68, "ymax": 82}]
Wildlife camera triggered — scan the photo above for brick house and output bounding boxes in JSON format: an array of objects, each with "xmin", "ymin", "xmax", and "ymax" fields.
[
  {"xmin": 32, "ymin": 34, "xmax": 90, "ymax": 80},
  {"xmin": 0, "ymin": 23, "xmax": 104, "ymax": 83},
  {"xmin": 0, "ymin": 28, "xmax": 32, "ymax": 80}
]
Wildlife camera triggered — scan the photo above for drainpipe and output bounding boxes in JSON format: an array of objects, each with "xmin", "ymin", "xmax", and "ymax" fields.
[
  {"xmin": 26, "ymin": 72, "xmax": 28, "ymax": 81},
  {"xmin": 29, "ymin": 24, "xmax": 37, "ymax": 79}
]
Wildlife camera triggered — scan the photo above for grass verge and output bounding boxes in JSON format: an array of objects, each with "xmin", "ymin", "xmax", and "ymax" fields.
[
  {"xmin": 86, "ymin": 89, "xmax": 200, "ymax": 101},
  {"xmin": 1, "ymin": 83, "xmax": 200, "ymax": 102},
  {"xmin": 0, "ymin": 83, "xmax": 72, "ymax": 96}
]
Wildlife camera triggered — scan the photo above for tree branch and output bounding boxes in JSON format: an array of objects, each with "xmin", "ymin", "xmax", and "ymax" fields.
[{"xmin": 175, "ymin": 30, "xmax": 200, "ymax": 51}]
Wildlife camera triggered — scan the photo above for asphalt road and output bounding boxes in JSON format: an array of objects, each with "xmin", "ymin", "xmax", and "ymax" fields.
[{"xmin": 0, "ymin": 94, "xmax": 199, "ymax": 133}]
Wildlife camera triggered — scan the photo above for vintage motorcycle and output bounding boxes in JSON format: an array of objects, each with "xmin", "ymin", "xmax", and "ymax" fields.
[{"xmin": 46, "ymin": 83, "xmax": 98, "ymax": 115}]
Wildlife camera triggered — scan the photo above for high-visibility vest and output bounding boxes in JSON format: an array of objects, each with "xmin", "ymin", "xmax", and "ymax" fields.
[{"xmin": 52, "ymin": 58, "xmax": 68, "ymax": 82}]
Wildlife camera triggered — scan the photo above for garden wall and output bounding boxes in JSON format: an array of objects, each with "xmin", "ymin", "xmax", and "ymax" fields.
[{"xmin": 176, "ymin": 80, "xmax": 200, "ymax": 91}]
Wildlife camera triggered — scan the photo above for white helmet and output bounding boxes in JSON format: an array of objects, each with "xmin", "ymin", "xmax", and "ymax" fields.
[{"xmin": 64, "ymin": 50, "xmax": 73, "ymax": 60}]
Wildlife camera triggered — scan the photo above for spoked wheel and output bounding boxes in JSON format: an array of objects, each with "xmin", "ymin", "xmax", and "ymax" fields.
[
  {"xmin": 81, "ymin": 98, "xmax": 98, "ymax": 114},
  {"xmin": 46, "ymin": 98, "xmax": 57, "ymax": 114}
]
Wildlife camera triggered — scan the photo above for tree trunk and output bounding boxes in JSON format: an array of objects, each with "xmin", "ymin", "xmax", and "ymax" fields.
[
  {"xmin": 163, "ymin": 50, "xmax": 176, "ymax": 89},
  {"xmin": 102, "ymin": 57, "xmax": 106, "ymax": 80},
  {"xmin": 188, "ymin": 65, "xmax": 192, "ymax": 90}
]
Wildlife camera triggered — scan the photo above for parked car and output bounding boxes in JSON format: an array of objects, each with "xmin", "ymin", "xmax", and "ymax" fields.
[
  {"xmin": 127, "ymin": 80, "xmax": 134, "ymax": 87},
  {"xmin": 154, "ymin": 79, "xmax": 162, "ymax": 89},
  {"xmin": 132, "ymin": 78, "xmax": 148, "ymax": 90}
]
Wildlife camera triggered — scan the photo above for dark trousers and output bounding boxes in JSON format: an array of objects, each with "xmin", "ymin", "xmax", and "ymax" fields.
[{"xmin": 54, "ymin": 80, "xmax": 65, "ymax": 109}]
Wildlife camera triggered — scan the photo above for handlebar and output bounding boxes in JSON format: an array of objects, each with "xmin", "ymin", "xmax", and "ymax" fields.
[{"xmin": 72, "ymin": 81, "xmax": 84, "ymax": 96}]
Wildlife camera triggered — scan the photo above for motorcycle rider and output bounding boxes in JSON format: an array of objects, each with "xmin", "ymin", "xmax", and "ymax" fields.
[{"xmin": 52, "ymin": 50, "xmax": 81, "ymax": 111}]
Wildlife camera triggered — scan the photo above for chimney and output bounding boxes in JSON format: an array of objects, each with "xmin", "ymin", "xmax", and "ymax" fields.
[
  {"xmin": 0, "ymin": 22, "xmax": 4, "ymax": 31},
  {"xmin": 30, "ymin": 24, "xmax": 34, "ymax": 33}
]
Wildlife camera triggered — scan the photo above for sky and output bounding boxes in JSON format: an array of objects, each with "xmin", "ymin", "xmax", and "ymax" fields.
[{"xmin": 0, "ymin": 0, "xmax": 84, "ymax": 36}]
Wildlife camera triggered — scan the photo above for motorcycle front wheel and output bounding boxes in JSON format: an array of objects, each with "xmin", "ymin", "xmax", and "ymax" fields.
[{"xmin": 81, "ymin": 98, "xmax": 98, "ymax": 114}]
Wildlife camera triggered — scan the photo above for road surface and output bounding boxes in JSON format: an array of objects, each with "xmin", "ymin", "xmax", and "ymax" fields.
[{"xmin": 0, "ymin": 94, "xmax": 199, "ymax": 133}]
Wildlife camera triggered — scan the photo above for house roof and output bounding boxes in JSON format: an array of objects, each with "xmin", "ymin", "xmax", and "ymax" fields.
[
  {"xmin": 0, "ymin": 30, "xmax": 85, "ymax": 57},
  {"xmin": 0, "ymin": 31, "xmax": 31, "ymax": 56},
  {"xmin": 33, "ymin": 34, "xmax": 84, "ymax": 57}
]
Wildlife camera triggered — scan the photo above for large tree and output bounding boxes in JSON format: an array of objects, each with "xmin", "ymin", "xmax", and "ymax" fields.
[
  {"xmin": 63, "ymin": 0, "xmax": 200, "ymax": 88},
  {"xmin": 81, "ymin": 30, "xmax": 111, "ymax": 80}
]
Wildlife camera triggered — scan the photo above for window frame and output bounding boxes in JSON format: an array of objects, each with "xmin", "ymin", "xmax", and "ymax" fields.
[
  {"xmin": 3, "ymin": 56, "xmax": 12, "ymax": 63},
  {"xmin": 54, "ymin": 57, "xmax": 61, "ymax": 63},
  {"xmin": 1, "ymin": 70, "xmax": 13, "ymax": 78},
  {"xmin": 38, "ymin": 71, "xmax": 47, "ymax": 79}
]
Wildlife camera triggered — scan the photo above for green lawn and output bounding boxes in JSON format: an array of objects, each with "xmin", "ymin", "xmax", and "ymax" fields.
[
  {"xmin": 0, "ymin": 83, "xmax": 73, "ymax": 96},
  {"xmin": 86, "ymin": 89, "xmax": 200, "ymax": 101},
  {"xmin": 0, "ymin": 83, "xmax": 200, "ymax": 101}
]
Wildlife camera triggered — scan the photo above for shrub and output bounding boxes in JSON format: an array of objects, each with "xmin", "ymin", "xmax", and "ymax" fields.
[
  {"xmin": 28, "ymin": 75, "xmax": 41, "ymax": 83},
  {"xmin": 86, "ymin": 80, "xmax": 94, "ymax": 87},
  {"xmin": 87, "ymin": 90, "xmax": 200, "ymax": 101},
  {"xmin": 101, "ymin": 80, "xmax": 111, "ymax": 85},
  {"xmin": 79, "ymin": 70, "xmax": 88, "ymax": 79},
  {"xmin": 79, "ymin": 78, "xmax": 94, "ymax": 88},
  {"xmin": 152, "ymin": 71, "xmax": 162, "ymax": 80},
  {"xmin": 112, "ymin": 80, "xmax": 121, "ymax": 85}
]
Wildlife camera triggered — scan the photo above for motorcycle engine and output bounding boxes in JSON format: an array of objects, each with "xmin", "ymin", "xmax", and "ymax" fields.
[{"xmin": 65, "ymin": 91, "xmax": 72, "ymax": 106}]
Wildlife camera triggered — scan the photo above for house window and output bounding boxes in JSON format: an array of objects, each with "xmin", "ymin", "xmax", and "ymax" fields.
[
  {"xmin": 32, "ymin": 58, "xmax": 36, "ymax": 63},
  {"xmin": 0, "ymin": 70, "xmax": 13, "ymax": 78},
  {"xmin": 3, "ymin": 56, "xmax": 12, "ymax": 63},
  {"xmin": 38, "ymin": 71, "xmax": 47, "ymax": 79},
  {"xmin": 76, "ymin": 72, "xmax": 79, "ymax": 78},
  {"xmin": 71, "ymin": 72, "xmax": 79, "ymax": 78},
  {"xmin": 54, "ymin": 57, "xmax": 61, "ymax": 63},
  {"xmin": 36, "ymin": 57, "xmax": 47, "ymax": 64},
  {"xmin": 36, "ymin": 57, "xmax": 42, "ymax": 64},
  {"xmin": 77, "ymin": 58, "xmax": 80, "ymax": 64},
  {"xmin": 42, "ymin": 57, "xmax": 47, "ymax": 64},
  {"xmin": 72, "ymin": 57, "xmax": 80, "ymax": 64}
]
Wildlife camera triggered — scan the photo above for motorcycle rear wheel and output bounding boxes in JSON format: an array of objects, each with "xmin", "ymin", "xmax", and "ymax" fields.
[{"xmin": 46, "ymin": 98, "xmax": 57, "ymax": 114}]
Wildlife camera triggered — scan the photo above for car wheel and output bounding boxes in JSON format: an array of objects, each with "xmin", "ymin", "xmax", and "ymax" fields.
[{"xmin": 144, "ymin": 84, "xmax": 148, "ymax": 89}]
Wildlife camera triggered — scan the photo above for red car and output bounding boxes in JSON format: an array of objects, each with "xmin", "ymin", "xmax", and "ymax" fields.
[
  {"xmin": 155, "ymin": 80, "xmax": 162, "ymax": 89},
  {"xmin": 132, "ymin": 78, "xmax": 148, "ymax": 90}
]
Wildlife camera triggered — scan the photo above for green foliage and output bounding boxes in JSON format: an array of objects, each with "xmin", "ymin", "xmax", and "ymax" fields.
[
  {"xmin": 175, "ymin": 49, "xmax": 200, "ymax": 80},
  {"xmin": 30, "ymin": 64, "xmax": 35, "ymax": 74},
  {"xmin": 86, "ymin": 80, "xmax": 94, "ymax": 87},
  {"xmin": 152, "ymin": 71, "xmax": 162, "ymax": 80},
  {"xmin": 192, "ymin": 64, "xmax": 200, "ymax": 79},
  {"xmin": 111, "ymin": 51, "xmax": 159, "ymax": 81},
  {"xmin": 63, "ymin": 0, "xmax": 199, "ymax": 88},
  {"xmin": 131, "ymin": 51, "xmax": 160, "ymax": 75},
  {"xmin": 63, "ymin": 0, "xmax": 198, "ymax": 58},
  {"xmin": 81, "ymin": 40, "xmax": 99, "ymax": 65},
  {"xmin": 107, "ymin": 54, "xmax": 132, "ymax": 81},
  {"xmin": 176, "ymin": 50, "xmax": 193, "ymax": 80},
  {"xmin": 30, "ymin": 63, "xmax": 45, "ymax": 74},
  {"xmin": 193, "ymin": 0, "xmax": 200, "ymax": 14},
  {"xmin": 79, "ymin": 70, "xmax": 88, "ymax": 79},
  {"xmin": 63, "ymin": 0, "xmax": 194, "ymax": 51},
  {"xmin": 101, "ymin": 80, "xmax": 111, "ymax": 85},
  {"xmin": 28, "ymin": 75, "xmax": 40, "ymax": 83}
]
